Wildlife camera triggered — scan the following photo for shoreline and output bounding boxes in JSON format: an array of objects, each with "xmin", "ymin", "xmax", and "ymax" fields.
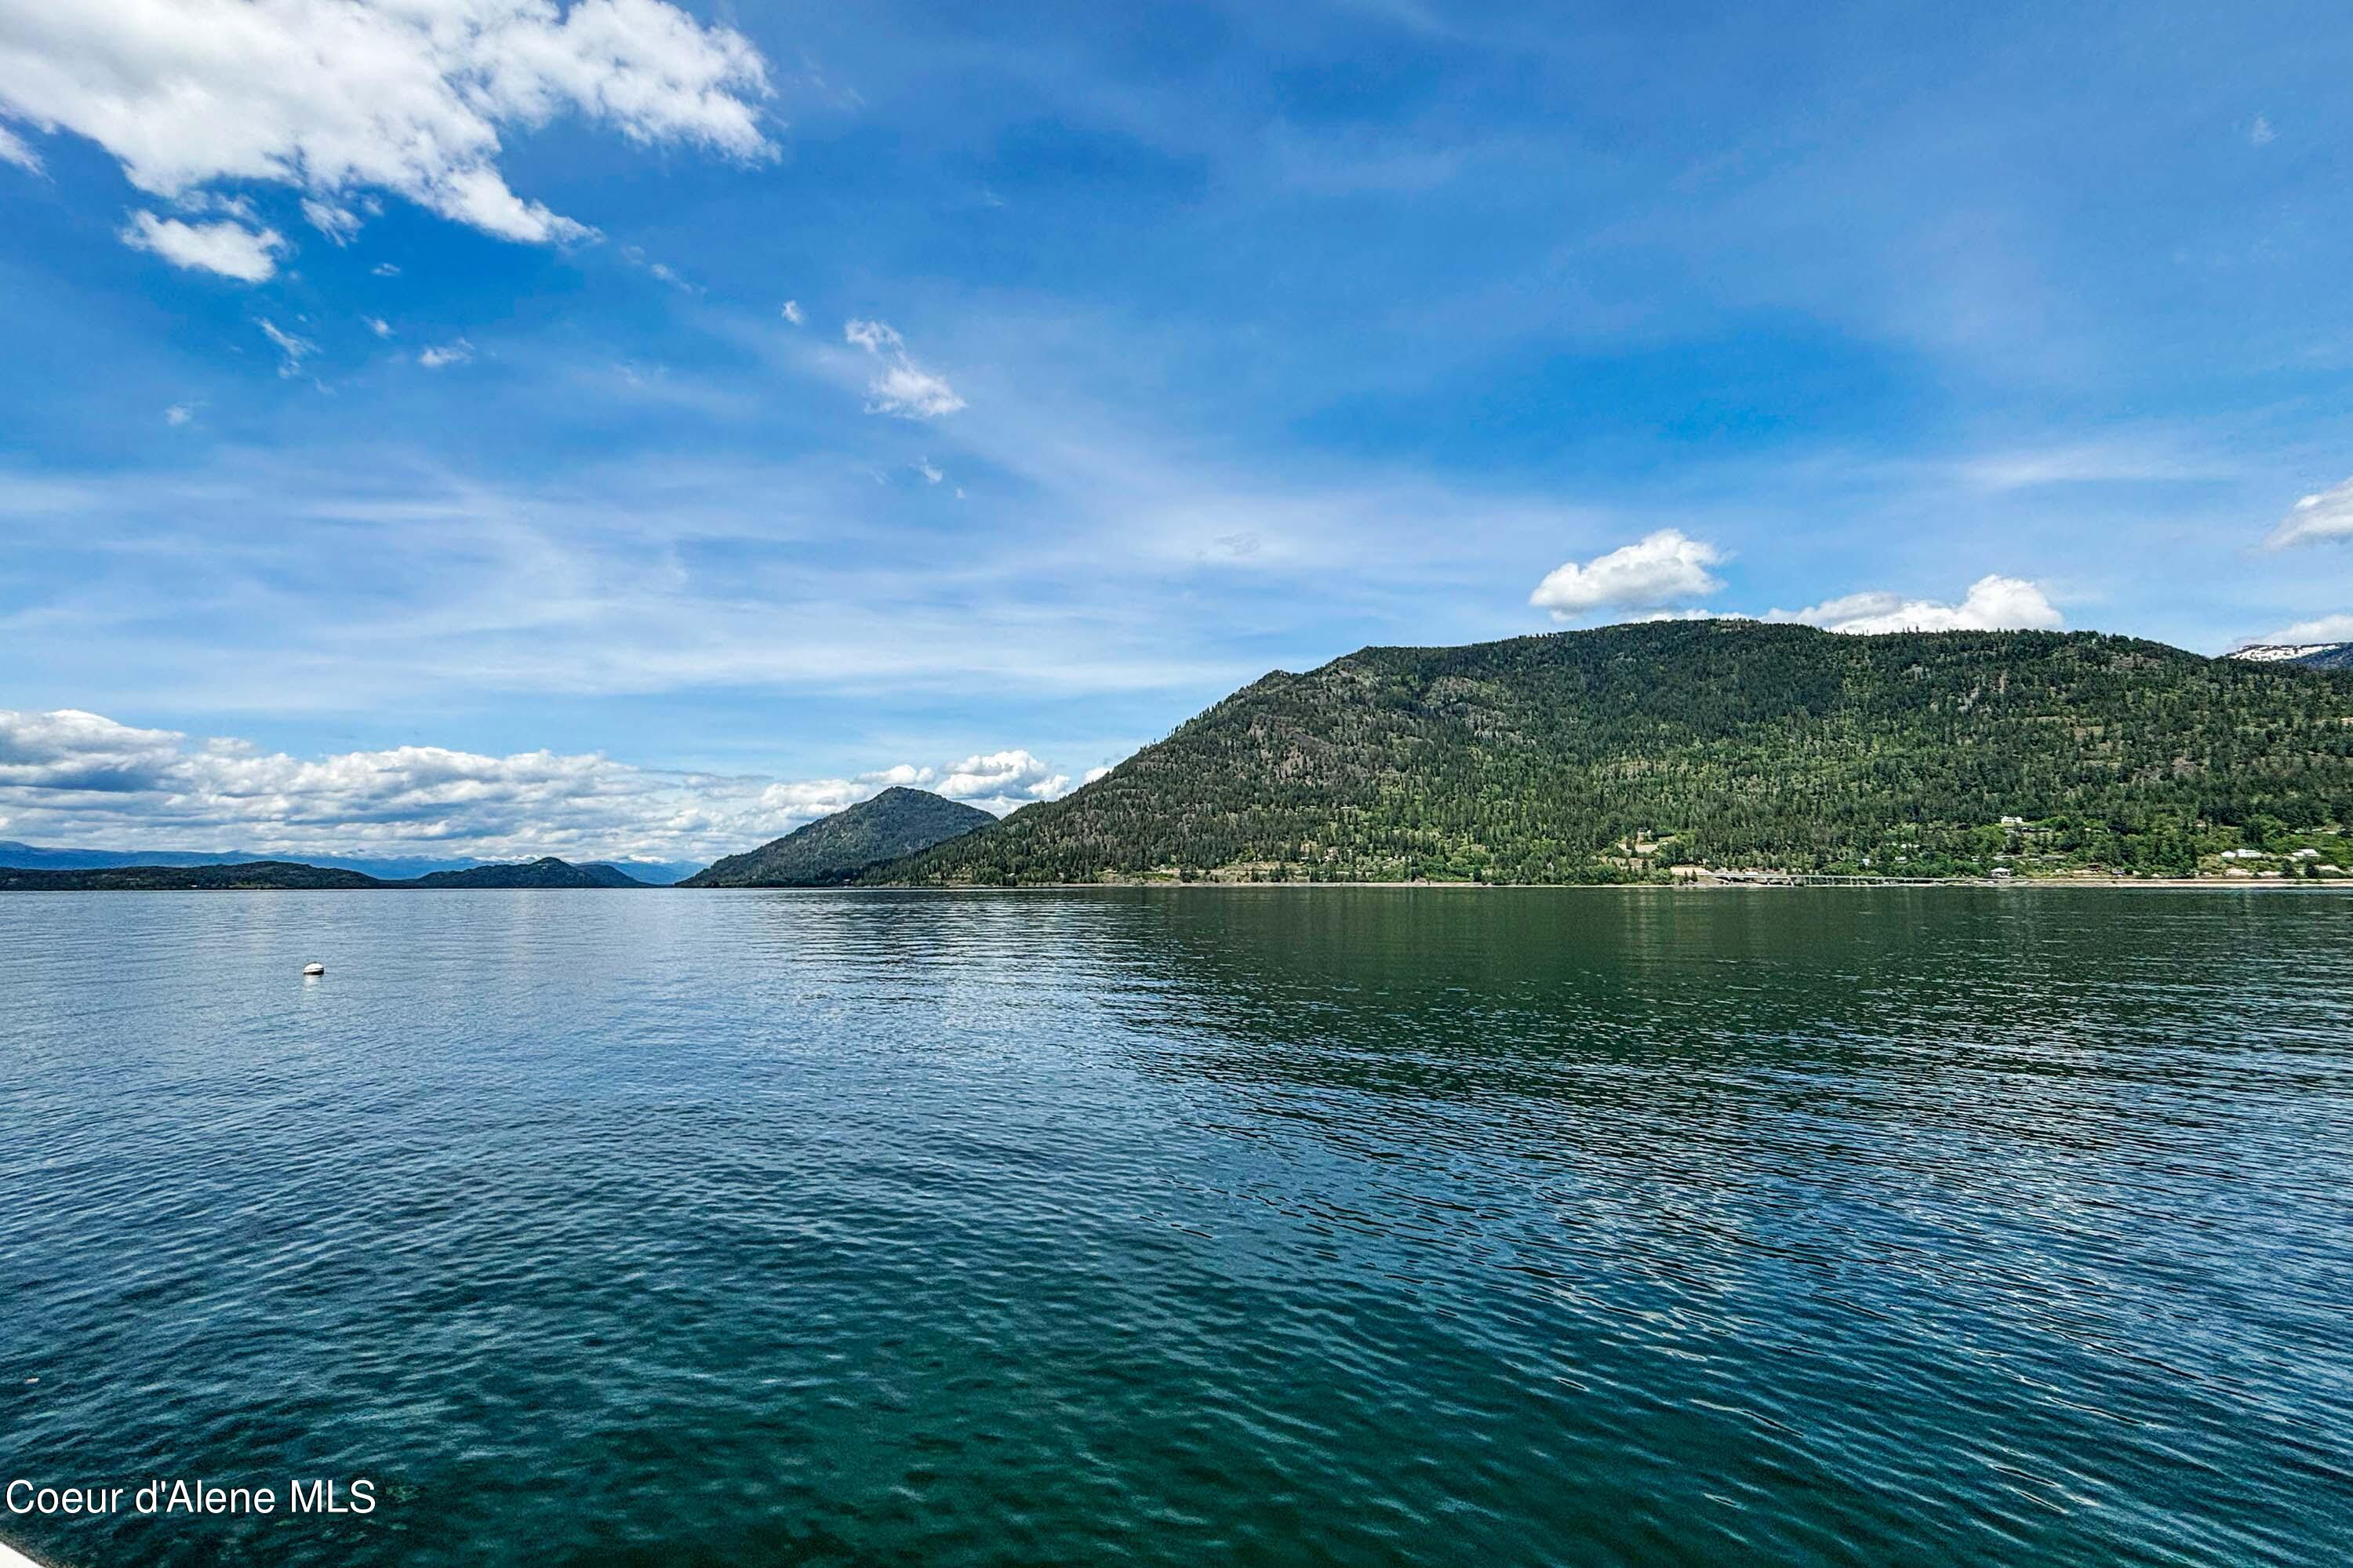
[
  {"xmin": 796, "ymin": 876, "xmax": 2353, "ymax": 893},
  {"xmin": 10, "ymin": 876, "xmax": 2347, "ymax": 895}
]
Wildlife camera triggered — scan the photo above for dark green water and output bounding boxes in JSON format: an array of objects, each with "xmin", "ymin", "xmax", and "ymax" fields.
[{"xmin": 4, "ymin": 889, "xmax": 2351, "ymax": 1566}]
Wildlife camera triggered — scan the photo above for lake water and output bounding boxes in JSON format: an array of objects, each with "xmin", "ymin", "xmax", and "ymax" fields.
[{"xmin": 4, "ymin": 888, "xmax": 2351, "ymax": 1566}]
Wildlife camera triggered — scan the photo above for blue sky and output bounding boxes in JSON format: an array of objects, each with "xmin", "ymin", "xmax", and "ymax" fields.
[{"xmin": 2, "ymin": 0, "xmax": 2350, "ymax": 861}]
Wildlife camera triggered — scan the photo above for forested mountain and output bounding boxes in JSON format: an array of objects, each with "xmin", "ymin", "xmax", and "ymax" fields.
[
  {"xmin": 407, "ymin": 857, "xmax": 646, "ymax": 888},
  {"xmin": 871, "ymin": 621, "xmax": 2353, "ymax": 885},
  {"xmin": 683, "ymin": 788, "xmax": 996, "ymax": 886}
]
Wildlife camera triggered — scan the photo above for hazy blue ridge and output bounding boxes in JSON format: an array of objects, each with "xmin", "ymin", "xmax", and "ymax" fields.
[
  {"xmin": 0, "ymin": 842, "xmax": 700, "ymax": 884},
  {"xmin": 0, "ymin": 860, "xmax": 387, "ymax": 891},
  {"xmin": 0, "ymin": 857, "xmax": 648, "ymax": 891}
]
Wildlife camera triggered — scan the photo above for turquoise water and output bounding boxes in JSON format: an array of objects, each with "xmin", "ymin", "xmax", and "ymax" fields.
[{"xmin": 3, "ymin": 888, "xmax": 2351, "ymax": 1566}]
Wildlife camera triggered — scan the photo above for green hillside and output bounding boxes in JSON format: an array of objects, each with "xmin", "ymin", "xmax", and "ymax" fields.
[
  {"xmin": 871, "ymin": 621, "xmax": 2353, "ymax": 885},
  {"xmin": 406, "ymin": 857, "xmax": 646, "ymax": 888},
  {"xmin": 683, "ymin": 787, "xmax": 997, "ymax": 886}
]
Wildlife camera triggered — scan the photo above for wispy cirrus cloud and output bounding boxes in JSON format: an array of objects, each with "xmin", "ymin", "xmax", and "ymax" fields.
[
  {"xmin": 257, "ymin": 318, "xmax": 315, "ymax": 377},
  {"xmin": 0, "ymin": 120, "xmax": 41, "ymax": 173}
]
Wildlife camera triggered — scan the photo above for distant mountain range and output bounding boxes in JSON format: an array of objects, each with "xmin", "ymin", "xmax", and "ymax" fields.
[
  {"xmin": 0, "ymin": 841, "xmax": 700, "ymax": 884},
  {"xmin": 0, "ymin": 857, "xmax": 649, "ymax": 891},
  {"xmin": 864, "ymin": 622, "xmax": 2353, "ymax": 885},
  {"xmin": 681, "ymin": 787, "xmax": 995, "ymax": 886},
  {"xmin": 2225, "ymin": 642, "xmax": 2353, "ymax": 671}
]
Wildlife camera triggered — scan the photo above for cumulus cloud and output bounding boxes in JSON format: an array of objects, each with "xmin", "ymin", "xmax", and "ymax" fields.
[
  {"xmin": 257, "ymin": 318, "xmax": 315, "ymax": 377},
  {"xmin": 0, "ymin": 709, "xmax": 185, "ymax": 793},
  {"xmin": 417, "ymin": 339, "xmax": 475, "ymax": 369},
  {"xmin": 163, "ymin": 402, "xmax": 196, "ymax": 426},
  {"xmin": 1773, "ymin": 573, "xmax": 2063, "ymax": 635},
  {"xmin": 2268, "ymin": 478, "xmax": 2353, "ymax": 548},
  {"xmin": 120, "ymin": 211, "xmax": 285, "ymax": 281},
  {"xmin": 931, "ymin": 750, "xmax": 1069, "ymax": 813},
  {"xmin": 0, "ymin": 0, "xmax": 773, "ymax": 260},
  {"xmin": 914, "ymin": 457, "xmax": 944, "ymax": 485},
  {"xmin": 1529, "ymin": 529, "xmax": 1726, "ymax": 620},
  {"xmin": 844, "ymin": 318, "xmax": 966, "ymax": 418},
  {"xmin": 0, "ymin": 708, "xmax": 1094, "ymax": 863},
  {"xmin": 2254, "ymin": 613, "xmax": 2353, "ymax": 646},
  {"xmin": 365, "ymin": 316, "xmax": 393, "ymax": 338},
  {"xmin": 780, "ymin": 299, "xmax": 803, "ymax": 325}
]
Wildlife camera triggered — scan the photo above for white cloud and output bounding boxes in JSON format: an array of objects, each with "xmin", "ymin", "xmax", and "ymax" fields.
[
  {"xmin": 365, "ymin": 316, "xmax": 393, "ymax": 338},
  {"xmin": 163, "ymin": 403, "xmax": 195, "ymax": 426},
  {"xmin": 257, "ymin": 318, "xmax": 315, "ymax": 377},
  {"xmin": 418, "ymin": 339, "xmax": 475, "ymax": 369},
  {"xmin": 2249, "ymin": 115, "xmax": 2276, "ymax": 147},
  {"xmin": 2255, "ymin": 613, "xmax": 2353, "ymax": 646},
  {"xmin": 844, "ymin": 318, "xmax": 966, "ymax": 418},
  {"xmin": 0, "ymin": 708, "xmax": 1090, "ymax": 864},
  {"xmin": 932, "ymin": 749, "xmax": 1067, "ymax": 812},
  {"xmin": 2268, "ymin": 478, "xmax": 2353, "ymax": 548},
  {"xmin": 867, "ymin": 362, "xmax": 966, "ymax": 419},
  {"xmin": 0, "ymin": 119, "xmax": 39, "ymax": 173},
  {"xmin": 120, "ymin": 211, "xmax": 285, "ymax": 282},
  {"xmin": 1952, "ymin": 440, "xmax": 2231, "ymax": 491},
  {"xmin": 1530, "ymin": 529, "xmax": 1726, "ymax": 620},
  {"xmin": 621, "ymin": 244, "xmax": 693, "ymax": 291},
  {"xmin": 780, "ymin": 299, "xmax": 804, "ymax": 325},
  {"xmin": 372, "ymin": 262, "xmax": 401, "ymax": 277},
  {"xmin": 1773, "ymin": 573, "xmax": 2064, "ymax": 635},
  {"xmin": 302, "ymin": 196, "xmax": 363, "ymax": 242},
  {"xmin": 915, "ymin": 457, "xmax": 944, "ymax": 485},
  {"xmin": 0, "ymin": 0, "xmax": 773, "ymax": 257},
  {"xmin": 1082, "ymin": 765, "xmax": 1114, "ymax": 785}
]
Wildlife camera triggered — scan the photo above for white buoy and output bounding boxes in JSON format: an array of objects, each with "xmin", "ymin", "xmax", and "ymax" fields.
[{"xmin": 303, "ymin": 962, "xmax": 325, "ymax": 977}]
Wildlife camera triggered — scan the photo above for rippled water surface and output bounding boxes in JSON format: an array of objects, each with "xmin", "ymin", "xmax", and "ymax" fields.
[{"xmin": 5, "ymin": 888, "xmax": 2352, "ymax": 1566}]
